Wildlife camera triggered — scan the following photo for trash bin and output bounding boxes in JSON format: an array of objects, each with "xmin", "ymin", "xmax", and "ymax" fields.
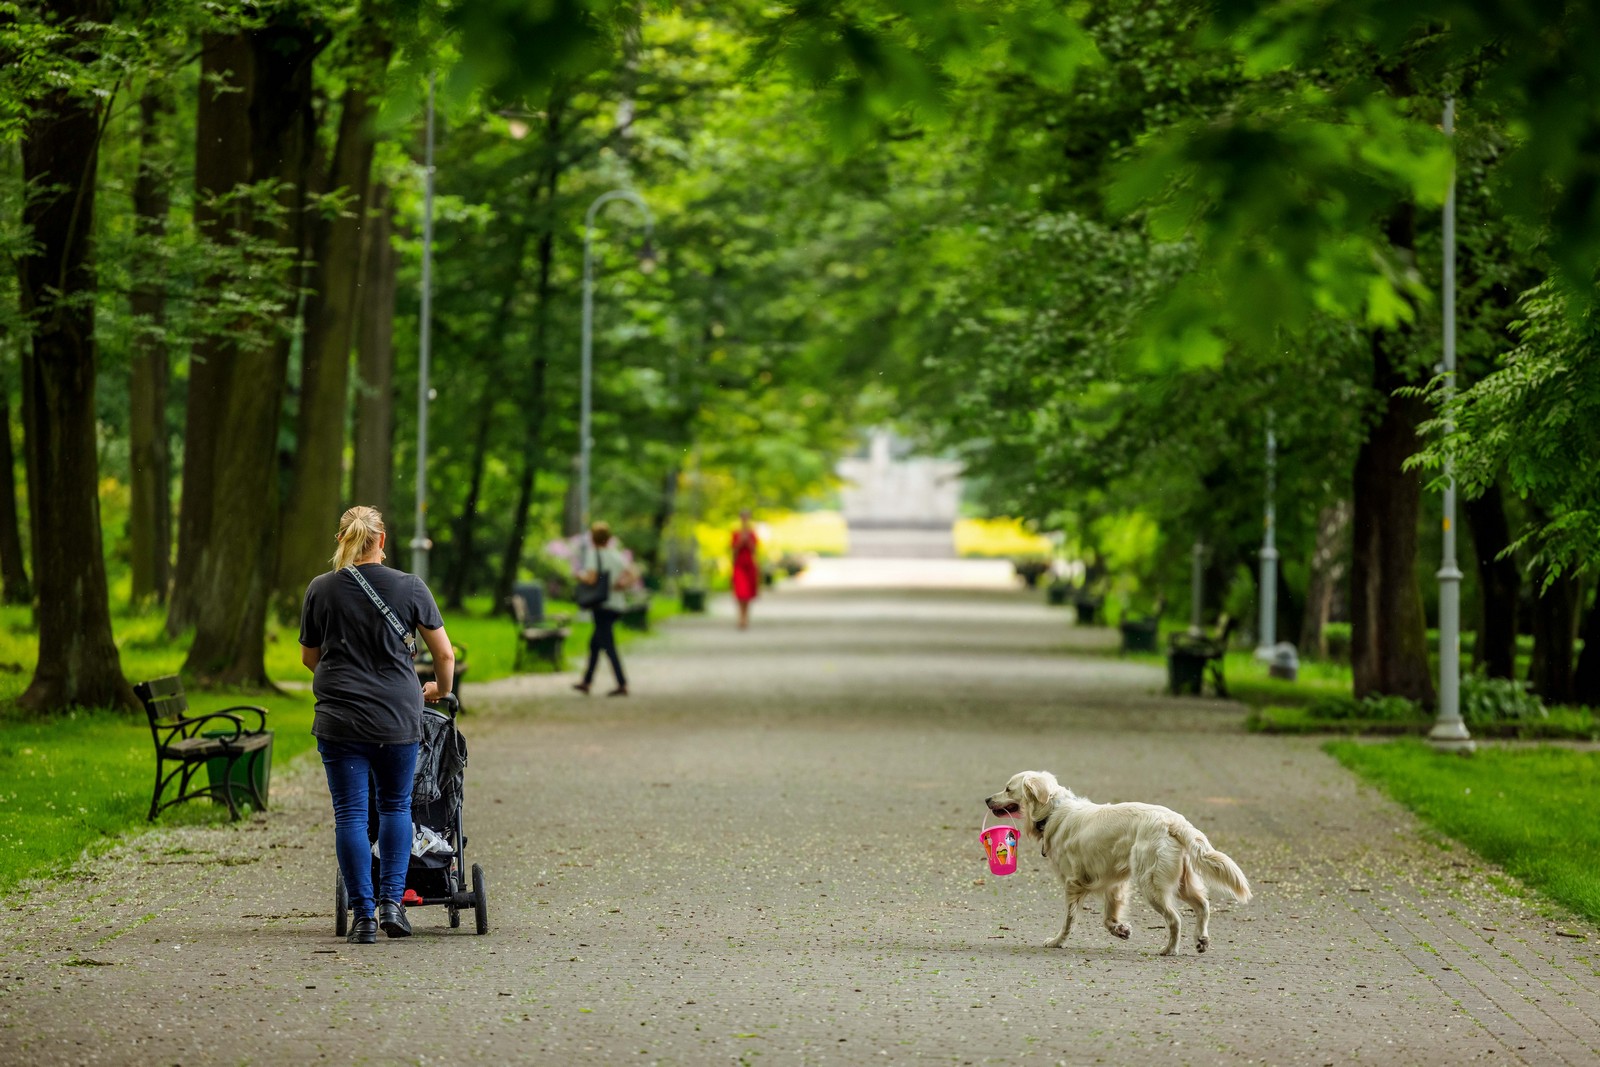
[
  {"xmin": 680, "ymin": 588, "xmax": 706, "ymax": 613},
  {"xmin": 1046, "ymin": 584, "xmax": 1071, "ymax": 606},
  {"xmin": 1074, "ymin": 597, "xmax": 1101, "ymax": 625},
  {"xmin": 203, "ymin": 731, "xmax": 273, "ymax": 811},
  {"xmin": 1120, "ymin": 619, "xmax": 1159, "ymax": 654},
  {"xmin": 1167, "ymin": 650, "xmax": 1206, "ymax": 695},
  {"xmin": 1267, "ymin": 642, "xmax": 1300, "ymax": 681}
]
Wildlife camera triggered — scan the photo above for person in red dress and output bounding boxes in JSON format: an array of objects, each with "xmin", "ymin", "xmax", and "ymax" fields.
[{"xmin": 730, "ymin": 509, "xmax": 760, "ymax": 630}]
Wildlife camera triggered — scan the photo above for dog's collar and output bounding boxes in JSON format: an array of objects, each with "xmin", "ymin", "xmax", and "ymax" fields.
[{"xmin": 1035, "ymin": 813, "xmax": 1052, "ymax": 857}]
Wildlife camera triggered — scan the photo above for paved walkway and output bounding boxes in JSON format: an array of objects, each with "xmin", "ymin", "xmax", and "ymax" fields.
[{"xmin": 4, "ymin": 561, "xmax": 1599, "ymax": 1065}]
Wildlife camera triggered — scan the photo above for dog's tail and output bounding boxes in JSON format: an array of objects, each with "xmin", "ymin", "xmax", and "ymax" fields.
[{"xmin": 1183, "ymin": 829, "xmax": 1252, "ymax": 903}]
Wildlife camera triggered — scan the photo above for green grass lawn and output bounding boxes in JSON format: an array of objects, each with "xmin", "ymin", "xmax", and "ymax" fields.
[
  {"xmin": 0, "ymin": 590, "xmax": 680, "ymax": 897},
  {"xmin": 1328, "ymin": 739, "xmax": 1600, "ymax": 927}
]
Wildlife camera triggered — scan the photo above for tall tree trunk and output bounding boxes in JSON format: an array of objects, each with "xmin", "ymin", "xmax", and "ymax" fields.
[
  {"xmin": 643, "ymin": 464, "xmax": 681, "ymax": 575},
  {"xmin": 1299, "ymin": 501, "xmax": 1350, "ymax": 658},
  {"xmin": 1526, "ymin": 571, "xmax": 1577, "ymax": 705},
  {"xmin": 276, "ymin": 20, "xmax": 391, "ymax": 614},
  {"xmin": 128, "ymin": 85, "xmax": 173, "ymax": 609},
  {"xmin": 494, "ymin": 93, "xmax": 569, "ymax": 610},
  {"xmin": 443, "ymin": 380, "xmax": 497, "ymax": 610},
  {"xmin": 351, "ymin": 182, "xmax": 396, "ymax": 515},
  {"xmin": 0, "ymin": 374, "xmax": 32, "ymax": 606},
  {"xmin": 167, "ymin": 34, "xmax": 250, "ymax": 639},
  {"xmin": 1350, "ymin": 207, "xmax": 1435, "ymax": 706},
  {"xmin": 1572, "ymin": 585, "xmax": 1600, "ymax": 708},
  {"xmin": 176, "ymin": 20, "xmax": 323, "ymax": 686},
  {"xmin": 495, "ymin": 287, "xmax": 558, "ymax": 609},
  {"xmin": 1462, "ymin": 483, "xmax": 1519, "ymax": 679},
  {"xmin": 15, "ymin": 0, "xmax": 135, "ymax": 711}
]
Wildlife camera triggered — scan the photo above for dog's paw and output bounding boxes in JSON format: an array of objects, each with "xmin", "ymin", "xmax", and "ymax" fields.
[
  {"xmin": 1108, "ymin": 923, "xmax": 1131, "ymax": 940},
  {"xmin": 1043, "ymin": 935, "xmax": 1067, "ymax": 948},
  {"xmin": 1196, "ymin": 936, "xmax": 1209, "ymax": 953}
]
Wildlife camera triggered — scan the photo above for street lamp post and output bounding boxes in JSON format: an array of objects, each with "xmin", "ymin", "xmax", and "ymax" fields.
[
  {"xmin": 1256, "ymin": 414, "xmax": 1279, "ymax": 658},
  {"xmin": 579, "ymin": 189, "xmax": 654, "ymax": 528},
  {"xmin": 1189, "ymin": 540, "xmax": 1205, "ymax": 636},
  {"xmin": 1430, "ymin": 97, "xmax": 1474, "ymax": 753},
  {"xmin": 411, "ymin": 73, "xmax": 437, "ymax": 581}
]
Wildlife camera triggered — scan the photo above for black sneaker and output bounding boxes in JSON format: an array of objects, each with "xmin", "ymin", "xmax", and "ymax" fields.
[
  {"xmin": 347, "ymin": 916, "xmax": 378, "ymax": 944},
  {"xmin": 379, "ymin": 899, "xmax": 412, "ymax": 938}
]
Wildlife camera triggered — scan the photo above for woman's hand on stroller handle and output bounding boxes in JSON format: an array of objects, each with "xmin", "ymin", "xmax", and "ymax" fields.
[{"xmin": 422, "ymin": 684, "xmax": 457, "ymax": 714}]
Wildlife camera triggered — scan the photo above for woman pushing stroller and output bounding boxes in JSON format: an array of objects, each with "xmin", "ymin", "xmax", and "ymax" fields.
[{"xmin": 299, "ymin": 505, "xmax": 455, "ymax": 944}]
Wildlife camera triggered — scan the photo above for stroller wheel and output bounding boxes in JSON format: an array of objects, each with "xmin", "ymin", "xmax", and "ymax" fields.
[
  {"xmin": 335, "ymin": 869, "xmax": 349, "ymax": 938},
  {"xmin": 472, "ymin": 863, "xmax": 489, "ymax": 935},
  {"xmin": 448, "ymin": 904, "xmax": 461, "ymax": 929}
]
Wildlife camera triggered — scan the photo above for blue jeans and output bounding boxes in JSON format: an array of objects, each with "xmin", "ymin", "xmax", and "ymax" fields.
[{"xmin": 318, "ymin": 738, "xmax": 418, "ymax": 919}]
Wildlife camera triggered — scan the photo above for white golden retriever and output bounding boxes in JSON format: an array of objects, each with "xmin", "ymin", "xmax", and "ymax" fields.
[{"xmin": 984, "ymin": 770, "xmax": 1251, "ymax": 955}]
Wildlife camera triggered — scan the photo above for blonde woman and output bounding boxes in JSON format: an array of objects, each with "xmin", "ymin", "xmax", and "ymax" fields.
[{"xmin": 299, "ymin": 506, "xmax": 454, "ymax": 945}]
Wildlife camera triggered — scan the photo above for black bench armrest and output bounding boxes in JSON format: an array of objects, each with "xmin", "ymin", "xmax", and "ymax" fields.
[{"xmin": 163, "ymin": 705, "xmax": 269, "ymax": 746}]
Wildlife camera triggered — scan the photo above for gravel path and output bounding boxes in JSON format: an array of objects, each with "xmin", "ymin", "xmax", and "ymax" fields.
[{"xmin": 3, "ymin": 563, "xmax": 1599, "ymax": 1065}]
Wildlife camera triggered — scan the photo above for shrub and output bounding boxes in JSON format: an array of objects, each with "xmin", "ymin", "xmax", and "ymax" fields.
[
  {"xmin": 1459, "ymin": 674, "xmax": 1547, "ymax": 726},
  {"xmin": 1306, "ymin": 693, "xmax": 1426, "ymax": 723},
  {"xmin": 1320, "ymin": 622, "xmax": 1352, "ymax": 662}
]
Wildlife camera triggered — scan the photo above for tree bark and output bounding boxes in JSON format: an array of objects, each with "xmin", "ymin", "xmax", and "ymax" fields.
[
  {"xmin": 175, "ymin": 20, "xmax": 323, "ymax": 686},
  {"xmin": 1572, "ymin": 585, "xmax": 1600, "ymax": 708},
  {"xmin": 442, "ymin": 377, "xmax": 498, "ymax": 610},
  {"xmin": 276, "ymin": 19, "xmax": 391, "ymax": 615},
  {"xmin": 494, "ymin": 92, "xmax": 569, "ymax": 610},
  {"xmin": 1526, "ymin": 571, "xmax": 1577, "ymax": 705},
  {"xmin": 167, "ymin": 33, "xmax": 250, "ymax": 639},
  {"xmin": 643, "ymin": 464, "xmax": 681, "ymax": 575},
  {"xmin": 15, "ymin": 0, "xmax": 136, "ymax": 711},
  {"xmin": 1299, "ymin": 502, "xmax": 1350, "ymax": 658},
  {"xmin": 351, "ymin": 182, "xmax": 396, "ymax": 515},
  {"xmin": 0, "ymin": 377, "xmax": 32, "ymax": 606},
  {"xmin": 128, "ymin": 85, "xmax": 173, "ymax": 609},
  {"xmin": 1462, "ymin": 482, "xmax": 1519, "ymax": 679},
  {"xmin": 1350, "ymin": 206, "xmax": 1435, "ymax": 706}
]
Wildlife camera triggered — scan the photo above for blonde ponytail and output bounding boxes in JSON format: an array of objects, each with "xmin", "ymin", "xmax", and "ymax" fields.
[{"xmin": 332, "ymin": 506, "xmax": 386, "ymax": 570}]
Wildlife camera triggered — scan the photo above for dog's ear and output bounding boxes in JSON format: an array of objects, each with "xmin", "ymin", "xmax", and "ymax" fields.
[{"xmin": 1023, "ymin": 771, "xmax": 1056, "ymax": 807}]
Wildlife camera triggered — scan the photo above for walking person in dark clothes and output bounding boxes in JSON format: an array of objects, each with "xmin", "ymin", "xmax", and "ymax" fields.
[
  {"xmin": 299, "ymin": 506, "xmax": 455, "ymax": 945},
  {"xmin": 573, "ymin": 520, "xmax": 636, "ymax": 696}
]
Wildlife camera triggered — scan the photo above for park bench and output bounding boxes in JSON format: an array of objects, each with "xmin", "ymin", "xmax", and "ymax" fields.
[
  {"xmin": 509, "ymin": 581, "xmax": 570, "ymax": 672},
  {"xmin": 1119, "ymin": 596, "xmax": 1167, "ymax": 654},
  {"xmin": 618, "ymin": 596, "xmax": 651, "ymax": 633},
  {"xmin": 414, "ymin": 639, "xmax": 469, "ymax": 709},
  {"xmin": 134, "ymin": 675, "xmax": 272, "ymax": 822},
  {"xmin": 1073, "ymin": 591, "xmax": 1103, "ymax": 626},
  {"xmin": 1166, "ymin": 614, "xmax": 1235, "ymax": 698}
]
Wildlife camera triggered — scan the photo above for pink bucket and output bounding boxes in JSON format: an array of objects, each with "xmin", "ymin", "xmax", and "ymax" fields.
[{"xmin": 980, "ymin": 822, "xmax": 1019, "ymax": 876}]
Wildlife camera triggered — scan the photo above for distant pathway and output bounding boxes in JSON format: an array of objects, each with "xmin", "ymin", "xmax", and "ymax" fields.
[{"xmin": 3, "ymin": 560, "xmax": 1598, "ymax": 1065}]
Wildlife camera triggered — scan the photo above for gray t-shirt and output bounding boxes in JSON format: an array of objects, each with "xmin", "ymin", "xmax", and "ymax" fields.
[
  {"xmin": 299, "ymin": 564, "xmax": 444, "ymax": 744},
  {"xmin": 580, "ymin": 542, "xmax": 629, "ymax": 612}
]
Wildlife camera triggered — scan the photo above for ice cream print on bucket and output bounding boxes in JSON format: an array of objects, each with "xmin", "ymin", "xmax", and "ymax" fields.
[{"xmin": 980, "ymin": 817, "xmax": 1020, "ymax": 876}]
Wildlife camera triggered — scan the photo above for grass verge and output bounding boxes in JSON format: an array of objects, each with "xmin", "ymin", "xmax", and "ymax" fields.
[
  {"xmin": 1328, "ymin": 739, "xmax": 1600, "ymax": 927},
  {"xmin": 0, "ymin": 590, "xmax": 680, "ymax": 897}
]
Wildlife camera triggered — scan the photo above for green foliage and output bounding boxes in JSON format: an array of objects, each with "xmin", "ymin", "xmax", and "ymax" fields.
[
  {"xmin": 1307, "ymin": 692, "xmax": 1427, "ymax": 723},
  {"xmin": 1329, "ymin": 740, "xmax": 1600, "ymax": 926},
  {"xmin": 1430, "ymin": 281, "xmax": 1600, "ymax": 578},
  {"xmin": 1458, "ymin": 674, "xmax": 1546, "ymax": 727}
]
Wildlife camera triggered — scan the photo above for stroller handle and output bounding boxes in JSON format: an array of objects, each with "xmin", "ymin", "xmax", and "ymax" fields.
[{"xmin": 426, "ymin": 692, "xmax": 460, "ymax": 719}]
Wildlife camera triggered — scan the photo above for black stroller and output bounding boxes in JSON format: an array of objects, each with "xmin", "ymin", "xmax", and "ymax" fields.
[{"xmin": 333, "ymin": 694, "xmax": 489, "ymax": 935}]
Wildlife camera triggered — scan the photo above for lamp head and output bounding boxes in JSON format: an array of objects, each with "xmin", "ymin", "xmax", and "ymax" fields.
[{"xmin": 637, "ymin": 238, "xmax": 658, "ymax": 275}]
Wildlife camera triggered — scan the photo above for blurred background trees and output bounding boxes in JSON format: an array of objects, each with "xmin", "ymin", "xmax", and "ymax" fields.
[{"xmin": 5, "ymin": 0, "xmax": 1600, "ymax": 709}]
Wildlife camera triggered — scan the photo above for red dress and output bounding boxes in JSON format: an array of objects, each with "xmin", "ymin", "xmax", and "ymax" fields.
[{"xmin": 731, "ymin": 529, "xmax": 760, "ymax": 603}]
